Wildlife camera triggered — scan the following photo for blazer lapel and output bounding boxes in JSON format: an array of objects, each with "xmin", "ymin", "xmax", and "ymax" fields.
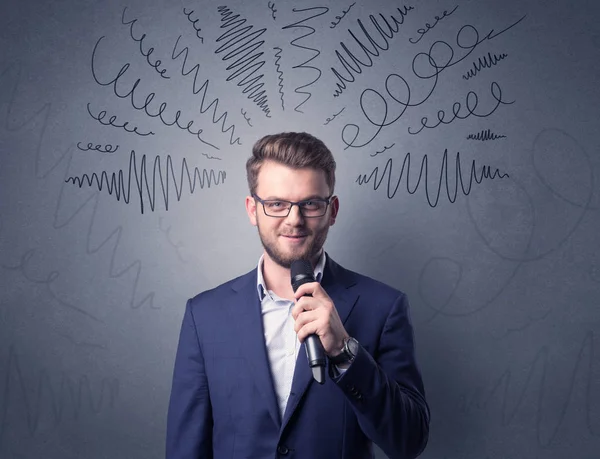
[
  {"xmin": 280, "ymin": 254, "xmax": 359, "ymax": 431},
  {"xmin": 227, "ymin": 270, "xmax": 281, "ymax": 428}
]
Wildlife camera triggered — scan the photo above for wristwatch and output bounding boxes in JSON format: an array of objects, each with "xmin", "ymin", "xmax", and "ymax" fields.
[{"xmin": 328, "ymin": 337, "xmax": 359, "ymax": 365}]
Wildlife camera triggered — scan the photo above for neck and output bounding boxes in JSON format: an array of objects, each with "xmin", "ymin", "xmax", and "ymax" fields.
[{"xmin": 262, "ymin": 250, "xmax": 322, "ymax": 300}]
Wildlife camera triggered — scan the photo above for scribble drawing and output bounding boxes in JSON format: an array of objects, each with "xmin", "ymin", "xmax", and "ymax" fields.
[
  {"xmin": 215, "ymin": 6, "xmax": 272, "ymax": 117},
  {"xmin": 171, "ymin": 36, "xmax": 242, "ymax": 146},
  {"xmin": 459, "ymin": 331, "xmax": 598, "ymax": 447},
  {"xmin": 273, "ymin": 46, "xmax": 286, "ymax": 110},
  {"xmin": 0, "ymin": 63, "xmax": 157, "ymax": 311},
  {"xmin": 281, "ymin": 6, "xmax": 330, "ymax": 113},
  {"xmin": 356, "ymin": 150, "xmax": 509, "ymax": 207},
  {"xmin": 462, "ymin": 52, "xmax": 508, "ymax": 80},
  {"xmin": 0, "ymin": 345, "xmax": 119, "ymax": 444},
  {"xmin": 65, "ymin": 150, "xmax": 227, "ymax": 214},
  {"xmin": 330, "ymin": 5, "xmax": 415, "ymax": 97},
  {"xmin": 467, "ymin": 129, "xmax": 507, "ymax": 141}
]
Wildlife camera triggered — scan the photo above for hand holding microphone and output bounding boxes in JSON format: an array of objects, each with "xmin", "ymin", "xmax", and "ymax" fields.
[{"xmin": 290, "ymin": 259, "xmax": 350, "ymax": 385}]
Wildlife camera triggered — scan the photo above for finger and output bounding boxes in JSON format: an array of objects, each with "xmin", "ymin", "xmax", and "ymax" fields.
[
  {"xmin": 292, "ymin": 297, "xmax": 319, "ymax": 320},
  {"xmin": 293, "ymin": 310, "xmax": 318, "ymax": 333},
  {"xmin": 293, "ymin": 281, "xmax": 320, "ymax": 300},
  {"xmin": 296, "ymin": 319, "xmax": 324, "ymax": 343}
]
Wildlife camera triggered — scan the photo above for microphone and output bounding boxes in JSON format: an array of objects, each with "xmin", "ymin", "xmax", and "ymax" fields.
[{"xmin": 291, "ymin": 259, "xmax": 326, "ymax": 385}]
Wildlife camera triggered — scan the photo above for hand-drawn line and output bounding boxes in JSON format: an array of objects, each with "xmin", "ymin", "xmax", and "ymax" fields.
[
  {"xmin": 0, "ymin": 61, "xmax": 158, "ymax": 312},
  {"xmin": 409, "ymin": 6, "xmax": 458, "ymax": 44},
  {"xmin": 268, "ymin": 1, "xmax": 277, "ymax": 20},
  {"xmin": 323, "ymin": 107, "xmax": 345, "ymax": 125},
  {"xmin": 458, "ymin": 331, "xmax": 599, "ymax": 446},
  {"xmin": 273, "ymin": 46, "xmax": 286, "ymax": 110},
  {"xmin": 281, "ymin": 6, "xmax": 330, "ymax": 113},
  {"xmin": 171, "ymin": 36, "xmax": 242, "ymax": 147},
  {"xmin": 370, "ymin": 142, "xmax": 395, "ymax": 157},
  {"xmin": 183, "ymin": 7, "xmax": 204, "ymax": 43},
  {"xmin": 215, "ymin": 6, "xmax": 272, "ymax": 117},
  {"xmin": 65, "ymin": 150, "xmax": 227, "ymax": 214},
  {"xmin": 53, "ymin": 148, "xmax": 159, "ymax": 310},
  {"xmin": 86, "ymin": 103, "xmax": 154, "ymax": 136},
  {"xmin": 241, "ymin": 108, "xmax": 253, "ymax": 127},
  {"xmin": 531, "ymin": 129, "xmax": 598, "ymax": 211},
  {"xmin": 77, "ymin": 142, "xmax": 119, "ymax": 153},
  {"xmin": 408, "ymin": 81, "xmax": 514, "ymax": 135},
  {"xmin": 2, "ymin": 249, "xmax": 104, "ymax": 323},
  {"xmin": 0, "ymin": 345, "xmax": 119, "ymax": 448},
  {"xmin": 420, "ymin": 132, "xmax": 594, "ymax": 322},
  {"xmin": 462, "ymin": 52, "xmax": 508, "ymax": 80},
  {"xmin": 330, "ymin": 2, "xmax": 355, "ymax": 29},
  {"xmin": 330, "ymin": 4, "xmax": 415, "ymax": 98},
  {"xmin": 467, "ymin": 128, "xmax": 596, "ymax": 264},
  {"xmin": 91, "ymin": 36, "xmax": 219, "ymax": 150},
  {"xmin": 494, "ymin": 309, "xmax": 552, "ymax": 339},
  {"xmin": 341, "ymin": 15, "xmax": 527, "ymax": 149},
  {"xmin": 121, "ymin": 7, "xmax": 170, "ymax": 79},
  {"xmin": 466, "ymin": 128, "xmax": 507, "ymax": 141},
  {"xmin": 356, "ymin": 149, "xmax": 509, "ymax": 207},
  {"xmin": 158, "ymin": 217, "xmax": 188, "ymax": 264}
]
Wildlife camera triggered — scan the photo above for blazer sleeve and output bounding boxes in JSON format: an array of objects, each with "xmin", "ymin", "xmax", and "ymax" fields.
[
  {"xmin": 332, "ymin": 292, "xmax": 430, "ymax": 459},
  {"xmin": 166, "ymin": 299, "xmax": 213, "ymax": 459}
]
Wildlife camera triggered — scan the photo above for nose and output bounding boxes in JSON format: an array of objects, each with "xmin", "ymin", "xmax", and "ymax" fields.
[{"xmin": 285, "ymin": 203, "xmax": 305, "ymax": 225}]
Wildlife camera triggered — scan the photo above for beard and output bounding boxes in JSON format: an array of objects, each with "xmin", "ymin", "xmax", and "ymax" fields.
[{"xmin": 256, "ymin": 220, "xmax": 330, "ymax": 269}]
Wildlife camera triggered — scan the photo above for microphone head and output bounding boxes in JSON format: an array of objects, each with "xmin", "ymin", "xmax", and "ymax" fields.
[{"xmin": 290, "ymin": 259, "xmax": 315, "ymax": 292}]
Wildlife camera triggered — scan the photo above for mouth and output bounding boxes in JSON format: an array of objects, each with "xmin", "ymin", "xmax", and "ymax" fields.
[{"xmin": 281, "ymin": 234, "xmax": 308, "ymax": 240}]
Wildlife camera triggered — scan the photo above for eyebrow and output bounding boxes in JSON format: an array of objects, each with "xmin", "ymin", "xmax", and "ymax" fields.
[{"xmin": 262, "ymin": 195, "xmax": 328, "ymax": 201}]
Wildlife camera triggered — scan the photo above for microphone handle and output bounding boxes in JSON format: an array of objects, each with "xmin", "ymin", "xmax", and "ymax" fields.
[{"xmin": 301, "ymin": 293, "xmax": 326, "ymax": 384}]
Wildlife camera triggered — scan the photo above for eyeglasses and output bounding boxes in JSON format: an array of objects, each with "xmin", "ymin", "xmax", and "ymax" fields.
[{"xmin": 253, "ymin": 194, "xmax": 332, "ymax": 218}]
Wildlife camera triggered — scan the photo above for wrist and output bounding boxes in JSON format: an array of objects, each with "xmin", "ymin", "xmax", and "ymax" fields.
[{"xmin": 328, "ymin": 336, "xmax": 359, "ymax": 366}]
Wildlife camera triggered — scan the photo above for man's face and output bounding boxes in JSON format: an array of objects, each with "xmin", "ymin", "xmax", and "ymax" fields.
[{"xmin": 245, "ymin": 160, "xmax": 339, "ymax": 269}]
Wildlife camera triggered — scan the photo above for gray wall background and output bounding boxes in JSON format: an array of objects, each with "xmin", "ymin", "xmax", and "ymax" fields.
[{"xmin": 1, "ymin": 0, "xmax": 599, "ymax": 458}]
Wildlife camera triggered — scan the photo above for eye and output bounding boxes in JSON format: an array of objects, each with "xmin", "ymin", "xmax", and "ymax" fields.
[
  {"xmin": 266, "ymin": 201, "xmax": 283, "ymax": 208},
  {"xmin": 301, "ymin": 200, "xmax": 320, "ymax": 210}
]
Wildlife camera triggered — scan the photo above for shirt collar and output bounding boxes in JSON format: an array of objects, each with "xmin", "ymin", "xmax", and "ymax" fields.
[{"xmin": 257, "ymin": 250, "xmax": 327, "ymax": 301}]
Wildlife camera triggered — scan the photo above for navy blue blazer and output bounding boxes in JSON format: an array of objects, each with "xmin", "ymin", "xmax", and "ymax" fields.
[{"xmin": 166, "ymin": 255, "xmax": 430, "ymax": 459}]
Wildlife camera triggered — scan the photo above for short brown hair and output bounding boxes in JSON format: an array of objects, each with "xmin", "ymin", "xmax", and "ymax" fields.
[{"xmin": 246, "ymin": 132, "xmax": 336, "ymax": 195}]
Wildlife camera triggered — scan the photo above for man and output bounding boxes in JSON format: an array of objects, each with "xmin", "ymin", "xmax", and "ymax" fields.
[{"xmin": 166, "ymin": 132, "xmax": 430, "ymax": 459}]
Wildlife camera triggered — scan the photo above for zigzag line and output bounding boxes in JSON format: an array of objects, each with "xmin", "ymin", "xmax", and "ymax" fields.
[
  {"xmin": 65, "ymin": 150, "xmax": 226, "ymax": 214},
  {"xmin": 0, "ymin": 60, "xmax": 157, "ymax": 311},
  {"xmin": 273, "ymin": 46, "xmax": 286, "ymax": 111},
  {"xmin": 282, "ymin": 6, "xmax": 329, "ymax": 113},
  {"xmin": 0, "ymin": 345, "xmax": 118, "ymax": 446},
  {"xmin": 215, "ymin": 6, "xmax": 272, "ymax": 117},
  {"xmin": 462, "ymin": 52, "xmax": 508, "ymax": 80}
]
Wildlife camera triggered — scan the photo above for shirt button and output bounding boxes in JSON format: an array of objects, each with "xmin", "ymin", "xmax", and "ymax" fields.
[
  {"xmin": 286, "ymin": 347, "xmax": 294, "ymax": 356},
  {"xmin": 277, "ymin": 444, "xmax": 289, "ymax": 455}
]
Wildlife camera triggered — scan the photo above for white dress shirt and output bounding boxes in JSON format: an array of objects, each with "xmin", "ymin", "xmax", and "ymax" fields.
[{"xmin": 256, "ymin": 251, "xmax": 326, "ymax": 419}]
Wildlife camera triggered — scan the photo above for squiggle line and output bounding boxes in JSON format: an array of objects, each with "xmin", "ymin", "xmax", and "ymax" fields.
[
  {"xmin": 462, "ymin": 52, "xmax": 508, "ymax": 80},
  {"xmin": 459, "ymin": 331, "xmax": 598, "ymax": 446},
  {"xmin": 330, "ymin": 4, "xmax": 415, "ymax": 97},
  {"xmin": 65, "ymin": 150, "xmax": 226, "ymax": 214},
  {"xmin": 1, "ymin": 61, "xmax": 158, "ymax": 311},
  {"xmin": 356, "ymin": 150, "xmax": 508, "ymax": 207},
  {"xmin": 0, "ymin": 345, "xmax": 118, "ymax": 447},
  {"xmin": 467, "ymin": 128, "xmax": 507, "ymax": 141},
  {"xmin": 171, "ymin": 36, "xmax": 242, "ymax": 147},
  {"xmin": 215, "ymin": 6, "xmax": 272, "ymax": 117},
  {"xmin": 273, "ymin": 46, "xmax": 286, "ymax": 110},
  {"xmin": 282, "ymin": 6, "xmax": 329, "ymax": 113}
]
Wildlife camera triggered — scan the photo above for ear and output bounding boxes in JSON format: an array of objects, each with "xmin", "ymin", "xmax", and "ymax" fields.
[
  {"xmin": 328, "ymin": 195, "xmax": 339, "ymax": 226},
  {"xmin": 245, "ymin": 195, "xmax": 258, "ymax": 226}
]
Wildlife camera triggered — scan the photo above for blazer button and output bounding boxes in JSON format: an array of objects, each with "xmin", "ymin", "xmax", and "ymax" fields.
[{"xmin": 277, "ymin": 445, "xmax": 289, "ymax": 455}]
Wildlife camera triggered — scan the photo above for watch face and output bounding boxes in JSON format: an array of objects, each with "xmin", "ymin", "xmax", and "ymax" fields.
[{"xmin": 346, "ymin": 337, "xmax": 359, "ymax": 356}]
